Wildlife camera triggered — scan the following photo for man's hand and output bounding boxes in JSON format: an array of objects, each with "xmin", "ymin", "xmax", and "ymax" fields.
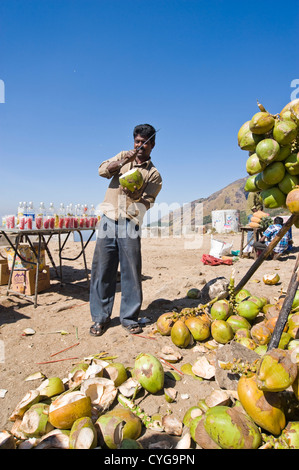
[
  {"xmin": 107, "ymin": 149, "xmax": 138, "ymax": 174},
  {"xmin": 120, "ymin": 184, "xmax": 143, "ymax": 201},
  {"xmin": 124, "ymin": 149, "xmax": 138, "ymax": 163}
]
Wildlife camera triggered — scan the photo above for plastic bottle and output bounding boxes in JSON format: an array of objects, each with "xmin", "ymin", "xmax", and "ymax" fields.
[
  {"xmin": 73, "ymin": 204, "xmax": 79, "ymax": 228},
  {"xmin": 89, "ymin": 203, "xmax": 96, "ymax": 228},
  {"xmin": 48, "ymin": 202, "xmax": 56, "ymax": 229},
  {"xmin": 26, "ymin": 201, "xmax": 35, "ymax": 229},
  {"xmin": 65, "ymin": 204, "xmax": 71, "ymax": 229},
  {"xmin": 79, "ymin": 204, "xmax": 87, "ymax": 228},
  {"xmin": 17, "ymin": 202, "xmax": 24, "ymax": 227},
  {"xmin": 58, "ymin": 203, "xmax": 65, "ymax": 229},
  {"xmin": 19, "ymin": 202, "xmax": 27, "ymax": 230},
  {"xmin": 36, "ymin": 202, "xmax": 46, "ymax": 230}
]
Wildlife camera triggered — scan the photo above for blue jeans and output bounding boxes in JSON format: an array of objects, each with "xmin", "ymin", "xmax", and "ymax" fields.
[{"xmin": 89, "ymin": 215, "xmax": 142, "ymax": 327}]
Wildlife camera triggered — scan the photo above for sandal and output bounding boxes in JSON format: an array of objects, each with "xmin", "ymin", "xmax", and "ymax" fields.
[
  {"xmin": 122, "ymin": 323, "xmax": 143, "ymax": 335},
  {"xmin": 90, "ymin": 319, "xmax": 111, "ymax": 337}
]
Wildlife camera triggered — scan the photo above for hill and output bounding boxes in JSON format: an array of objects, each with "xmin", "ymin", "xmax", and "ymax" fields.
[{"xmin": 154, "ymin": 177, "xmax": 288, "ymax": 234}]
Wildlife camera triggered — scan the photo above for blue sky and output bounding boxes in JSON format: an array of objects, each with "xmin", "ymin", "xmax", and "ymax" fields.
[{"xmin": 1, "ymin": 0, "xmax": 299, "ymax": 222}]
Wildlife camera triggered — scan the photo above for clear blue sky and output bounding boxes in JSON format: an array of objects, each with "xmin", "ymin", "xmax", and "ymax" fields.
[{"xmin": 1, "ymin": 0, "xmax": 299, "ymax": 222}]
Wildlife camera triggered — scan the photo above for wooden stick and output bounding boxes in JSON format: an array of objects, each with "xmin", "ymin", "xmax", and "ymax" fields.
[
  {"xmin": 36, "ymin": 357, "xmax": 79, "ymax": 364},
  {"xmin": 133, "ymin": 334, "xmax": 157, "ymax": 340},
  {"xmin": 267, "ymin": 253, "xmax": 299, "ymax": 350},
  {"xmin": 159, "ymin": 357, "xmax": 184, "ymax": 376},
  {"xmin": 234, "ymin": 213, "xmax": 299, "ymax": 294},
  {"xmin": 50, "ymin": 342, "xmax": 80, "ymax": 357}
]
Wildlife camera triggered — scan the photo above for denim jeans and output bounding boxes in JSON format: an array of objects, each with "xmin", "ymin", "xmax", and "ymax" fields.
[{"xmin": 89, "ymin": 215, "xmax": 142, "ymax": 327}]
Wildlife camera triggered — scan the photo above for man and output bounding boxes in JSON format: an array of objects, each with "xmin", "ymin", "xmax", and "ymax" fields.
[
  {"xmin": 89, "ymin": 124, "xmax": 162, "ymax": 336},
  {"xmin": 253, "ymin": 216, "xmax": 290, "ymax": 260}
]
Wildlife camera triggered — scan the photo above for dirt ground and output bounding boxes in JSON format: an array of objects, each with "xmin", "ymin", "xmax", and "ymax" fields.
[{"xmin": 1, "ymin": 228, "xmax": 298, "ymax": 448}]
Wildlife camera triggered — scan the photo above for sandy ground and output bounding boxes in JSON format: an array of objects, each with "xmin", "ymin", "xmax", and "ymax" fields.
[{"xmin": 1, "ymin": 228, "xmax": 299, "ymax": 448}]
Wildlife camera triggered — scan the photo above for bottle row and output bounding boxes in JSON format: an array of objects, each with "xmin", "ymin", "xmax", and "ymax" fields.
[{"xmin": 3, "ymin": 201, "xmax": 100, "ymax": 231}]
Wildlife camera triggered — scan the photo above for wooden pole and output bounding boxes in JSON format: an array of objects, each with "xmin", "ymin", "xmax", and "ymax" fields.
[
  {"xmin": 267, "ymin": 253, "xmax": 299, "ymax": 350},
  {"xmin": 234, "ymin": 213, "xmax": 299, "ymax": 294}
]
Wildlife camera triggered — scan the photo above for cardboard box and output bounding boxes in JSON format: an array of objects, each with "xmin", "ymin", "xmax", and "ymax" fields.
[
  {"xmin": 5, "ymin": 244, "xmax": 46, "ymax": 271},
  {"xmin": 0, "ymin": 260, "xmax": 10, "ymax": 285},
  {"xmin": 10, "ymin": 266, "xmax": 50, "ymax": 295}
]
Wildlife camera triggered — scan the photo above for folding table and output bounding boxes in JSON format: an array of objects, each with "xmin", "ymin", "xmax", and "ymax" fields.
[{"xmin": 0, "ymin": 227, "xmax": 95, "ymax": 307}]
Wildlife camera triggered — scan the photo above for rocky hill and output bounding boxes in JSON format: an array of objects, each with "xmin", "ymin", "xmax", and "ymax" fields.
[{"xmin": 155, "ymin": 177, "xmax": 288, "ymax": 234}]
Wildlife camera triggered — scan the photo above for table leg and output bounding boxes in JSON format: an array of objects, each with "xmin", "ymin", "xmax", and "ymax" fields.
[
  {"xmin": 77, "ymin": 230, "xmax": 89, "ymax": 284},
  {"xmin": 6, "ymin": 234, "xmax": 21, "ymax": 295},
  {"xmin": 240, "ymin": 230, "xmax": 245, "ymax": 258}
]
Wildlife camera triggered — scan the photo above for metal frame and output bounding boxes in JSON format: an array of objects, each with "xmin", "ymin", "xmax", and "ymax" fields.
[{"xmin": 0, "ymin": 227, "xmax": 95, "ymax": 307}]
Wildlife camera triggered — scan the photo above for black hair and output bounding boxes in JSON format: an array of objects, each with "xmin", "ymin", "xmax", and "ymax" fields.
[
  {"xmin": 274, "ymin": 216, "xmax": 284, "ymax": 225},
  {"xmin": 133, "ymin": 124, "xmax": 156, "ymax": 145}
]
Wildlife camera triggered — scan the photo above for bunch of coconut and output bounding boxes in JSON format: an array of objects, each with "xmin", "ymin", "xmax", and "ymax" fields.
[
  {"xmin": 238, "ymin": 99, "xmax": 299, "ymax": 216},
  {"xmin": 156, "ymin": 283, "xmax": 299, "ymax": 357},
  {"xmin": 182, "ymin": 345, "xmax": 299, "ymax": 449},
  {"xmin": 2, "ymin": 353, "xmax": 170, "ymax": 450}
]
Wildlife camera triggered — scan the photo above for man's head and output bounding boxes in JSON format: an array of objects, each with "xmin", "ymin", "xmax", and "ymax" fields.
[
  {"xmin": 274, "ymin": 217, "xmax": 284, "ymax": 225},
  {"xmin": 133, "ymin": 124, "xmax": 156, "ymax": 163}
]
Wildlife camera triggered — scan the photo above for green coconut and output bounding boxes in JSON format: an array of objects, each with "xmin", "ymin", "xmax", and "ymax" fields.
[
  {"xmin": 273, "ymin": 119, "xmax": 298, "ymax": 146},
  {"xmin": 69, "ymin": 417, "xmax": 97, "ymax": 449},
  {"xmin": 104, "ymin": 362, "xmax": 128, "ymax": 387},
  {"xmin": 254, "ymin": 173, "xmax": 272, "ymax": 190},
  {"xmin": 261, "ymin": 161, "xmax": 285, "ymax": 186},
  {"xmin": 285, "ymin": 152, "xmax": 299, "ymax": 175},
  {"xmin": 119, "ymin": 168, "xmax": 143, "ymax": 192},
  {"xmin": 274, "ymin": 144, "xmax": 292, "ymax": 162},
  {"xmin": 256, "ymin": 139, "xmax": 280, "ymax": 164},
  {"xmin": 227, "ymin": 315, "xmax": 251, "ymax": 332},
  {"xmin": 292, "ymin": 290, "xmax": 299, "ymax": 309},
  {"xmin": 210, "ymin": 299, "xmax": 231, "ymax": 320},
  {"xmin": 20, "ymin": 403, "xmax": 54, "ymax": 438},
  {"xmin": 244, "ymin": 175, "xmax": 259, "ymax": 192},
  {"xmin": 249, "ymin": 112, "xmax": 275, "ymax": 135},
  {"xmin": 133, "ymin": 353, "xmax": 164, "ymax": 393},
  {"xmin": 211, "ymin": 320, "xmax": 234, "ymax": 344},
  {"xmin": 183, "ymin": 406, "xmax": 204, "ymax": 427},
  {"xmin": 256, "ymin": 348, "xmax": 298, "ymax": 392},
  {"xmin": 184, "ymin": 316, "xmax": 211, "ymax": 341},
  {"xmin": 202, "ymin": 405, "xmax": 262, "ymax": 449},
  {"xmin": 236, "ymin": 300, "xmax": 260, "ymax": 321},
  {"xmin": 239, "ymin": 129, "xmax": 263, "ymax": 152},
  {"xmin": 37, "ymin": 377, "xmax": 65, "ymax": 398},
  {"xmin": 96, "ymin": 408, "xmax": 142, "ymax": 447},
  {"xmin": 171, "ymin": 319, "xmax": 191, "ymax": 348},
  {"xmin": 248, "ymin": 296, "xmax": 265, "ymax": 310},
  {"xmin": 278, "ymin": 173, "xmax": 299, "ymax": 194},
  {"xmin": 261, "ymin": 186, "xmax": 286, "ymax": 209},
  {"xmin": 246, "ymin": 153, "xmax": 266, "ymax": 175},
  {"xmin": 238, "ymin": 121, "xmax": 251, "ymax": 145},
  {"xmin": 187, "ymin": 288, "xmax": 201, "ymax": 299},
  {"xmin": 235, "ymin": 288, "xmax": 251, "ymax": 303}
]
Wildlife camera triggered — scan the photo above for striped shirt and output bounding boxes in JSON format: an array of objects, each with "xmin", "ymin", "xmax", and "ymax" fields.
[{"xmin": 263, "ymin": 224, "xmax": 290, "ymax": 254}]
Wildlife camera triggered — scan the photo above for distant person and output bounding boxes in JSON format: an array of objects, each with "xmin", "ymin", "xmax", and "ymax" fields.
[
  {"xmin": 244, "ymin": 191, "xmax": 264, "ymax": 255},
  {"xmin": 253, "ymin": 216, "xmax": 291, "ymax": 260},
  {"xmin": 89, "ymin": 124, "xmax": 162, "ymax": 336}
]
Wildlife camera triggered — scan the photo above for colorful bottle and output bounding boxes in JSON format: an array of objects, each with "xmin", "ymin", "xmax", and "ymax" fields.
[
  {"xmin": 26, "ymin": 201, "xmax": 35, "ymax": 229},
  {"xmin": 58, "ymin": 203, "xmax": 65, "ymax": 229},
  {"xmin": 36, "ymin": 202, "xmax": 46, "ymax": 229},
  {"xmin": 47, "ymin": 202, "xmax": 56, "ymax": 229}
]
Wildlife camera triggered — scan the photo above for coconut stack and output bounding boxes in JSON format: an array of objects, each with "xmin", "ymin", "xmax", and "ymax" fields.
[{"xmin": 238, "ymin": 98, "xmax": 299, "ymax": 222}]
